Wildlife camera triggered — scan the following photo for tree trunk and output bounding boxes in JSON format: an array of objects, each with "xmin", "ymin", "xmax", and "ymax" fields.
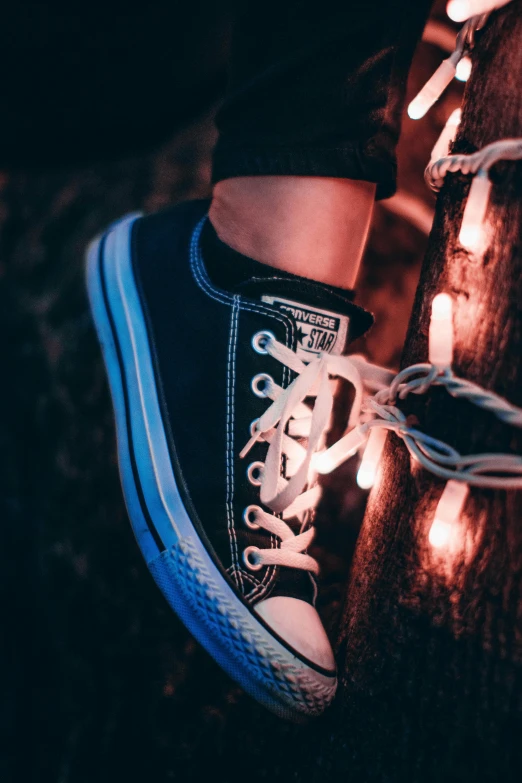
[{"xmin": 320, "ymin": 6, "xmax": 522, "ymax": 782}]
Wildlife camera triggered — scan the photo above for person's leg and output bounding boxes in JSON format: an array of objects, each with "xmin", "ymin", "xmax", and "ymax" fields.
[
  {"xmin": 210, "ymin": 176, "xmax": 375, "ymax": 289},
  {"xmin": 210, "ymin": 0, "xmax": 433, "ymax": 289},
  {"xmin": 87, "ymin": 0, "xmax": 435, "ymax": 721}
]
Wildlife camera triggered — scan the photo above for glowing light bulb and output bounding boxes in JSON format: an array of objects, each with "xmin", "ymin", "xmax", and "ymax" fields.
[
  {"xmin": 430, "ymin": 108, "xmax": 461, "ymax": 163},
  {"xmin": 429, "ymin": 518, "xmax": 453, "ymax": 548},
  {"xmin": 356, "ymin": 428, "xmax": 388, "ymax": 489},
  {"xmin": 408, "ymin": 98, "xmax": 430, "ymax": 121},
  {"xmin": 455, "ymin": 56, "xmax": 472, "ymax": 82},
  {"xmin": 315, "ymin": 425, "xmax": 368, "ymax": 475},
  {"xmin": 458, "ymin": 170, "xmax": 492, "ymax": 255},
  {"xmin": 408, "ymin": 59, "xmax": 457, "ymax": 120},
  {"xmin": 447, "ymin": 0, "xmax": 511, "ymax": 22},
  {"xmin": 431, "ymin": 292, "xmax": 452, "ymax": 320},
  {"xmin": 447, "ymin": 0, "xmax": 469, "ymax": 21},
  {"xmin": 429, "ymin": 480, "xmax": 469, "ymax": 549},
  {"xmin": 429, "ymin": 293, "xmax": 454, "ymax": 369}
]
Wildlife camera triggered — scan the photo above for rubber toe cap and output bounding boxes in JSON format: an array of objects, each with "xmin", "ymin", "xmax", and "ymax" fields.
[{"xmin": 254, "ymin": 595, "xmax": 336, "ymax": 673}]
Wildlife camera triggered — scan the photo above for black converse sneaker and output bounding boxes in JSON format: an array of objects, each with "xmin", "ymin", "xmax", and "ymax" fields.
[{"xmin": 86, "ymin": 200, "xmax": 372, "ymax": 720}]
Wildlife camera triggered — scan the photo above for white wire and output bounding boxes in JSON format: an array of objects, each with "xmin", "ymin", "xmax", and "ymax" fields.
[
  {"xmin": 376, "ymin": 2, "xmax": 522, "ymax": 492},
  {"xmin": 426, "ymin": 138, "xmax": 522, "ymax": 191},
  {"xmin": 315, "ymin": 355, "xmax": 522, "ymax": 489},
  {"xmin": 349, "ymin": 361, "xmax": 522, "ymax": 489}
]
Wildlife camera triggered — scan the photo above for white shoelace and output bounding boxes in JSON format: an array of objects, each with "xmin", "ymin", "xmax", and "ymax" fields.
[{"xmin": 239, "ymin": 331, "xmax": 387, "ymax": 575}]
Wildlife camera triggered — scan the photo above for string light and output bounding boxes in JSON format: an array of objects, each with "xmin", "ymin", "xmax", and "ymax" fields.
[
  {"xmin": 315, "ymin": 6, "xmax": 522, "ymax": 547},
  {"xmin": 447, "ymin": 0, "xmax": 512, "ymax": 23},
  {"xmin": 356, "ymin": 428, "xmax": 388, "ymax": 489},
  {"xmin": 426, "ymin": 139, "xmax": 522, "ymax": 259},
  {"xmin": 408, "ymin": 57, "xmax": 460, "ymax": 119},
  {"xmin": 429, "ymin": 480, "xmax": 469, "ymax": 550},
  {"xmin": 429, "ymin": 108, "xmax": 461, "ymax": 166},
  {"xmin": 429, "ymin": 294, "xmax": 454, "ymax": 368},
  {"xmin": 316, "ymin": 1, "xmax": 521, "ymax": 569},
  {"xmin": 455, "ymin": 55, "xmax": 472, "ymax": 81},
  {"xmin": 315, "ymin": 328, "xmax": 522, "ymax": 489},
  {"xmin": 458, "ymin": 169, "xmax": 492, "ymax": 254},
  {"xmin": 408, "ymin": 16, "xmax": 484, "ymax": 120}
]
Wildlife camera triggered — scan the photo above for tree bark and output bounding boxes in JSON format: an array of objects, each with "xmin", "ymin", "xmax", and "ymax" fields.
[{"xmin": 321, "ymin": 6, "xmax": 522, "ymax": 782}]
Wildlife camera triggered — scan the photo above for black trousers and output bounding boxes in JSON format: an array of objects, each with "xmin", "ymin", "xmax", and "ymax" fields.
[{"xmin": 213, "ymin": 0, "xmax": 434, "ymax": 198}]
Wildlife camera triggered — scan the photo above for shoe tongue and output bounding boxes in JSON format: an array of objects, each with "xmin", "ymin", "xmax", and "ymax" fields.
[{"xmin": 236, "ymin": 275, "xmax": 372, "ymax": 360}]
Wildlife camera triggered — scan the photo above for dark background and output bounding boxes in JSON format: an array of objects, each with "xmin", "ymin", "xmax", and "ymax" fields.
[{"xmin": 0, "ymin": 2, "xmax": 466, "ymax": 781}]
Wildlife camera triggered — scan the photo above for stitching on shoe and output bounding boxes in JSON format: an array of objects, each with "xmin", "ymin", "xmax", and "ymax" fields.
[
  {"xmin": 154, "ymin": 541, "xmax": 337, "ymax": 716},
  {"xmin": 190, "ymin": 217, "xmax": 296, "ymax": 601},
  {"xmin": 226, "ymin": 297, "xmax": 245, "ymax": 591},
  {"xmin": 189, "ymin": 218, "xmax": 295, "ymax": 335},
  {"xmin": 227, "ymin": 564, "xmax": 259, "ymax": 588}
]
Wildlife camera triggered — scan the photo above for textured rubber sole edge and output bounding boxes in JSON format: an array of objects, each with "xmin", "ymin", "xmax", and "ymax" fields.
[{"xmin": 85, "ymin": 213, "xmax": 337, "ymax": 720}]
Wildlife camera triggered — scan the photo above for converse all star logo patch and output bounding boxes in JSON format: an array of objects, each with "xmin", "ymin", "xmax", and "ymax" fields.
[{"xmin": 261, "ymin": 296, "xmax": 349, "ymax": 360}]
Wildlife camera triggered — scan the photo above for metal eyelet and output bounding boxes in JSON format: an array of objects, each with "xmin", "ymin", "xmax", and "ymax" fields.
[
  {"xmin": 251, "ymin": 331, "xmax": 275, "ymax": 355},
  {"xmin": 243, "ymin": 505, "xmax": 261, "ymax": 530},
  {"xmin": 249, "ymin": 418, "xmax": 261, "ymax": 437},
  {"xmin": 251, "ymin": 373, "xmax": 273, "ymax": 398},
  {"xmin": 247, "ymin": 461, "xmax": 264, "ymax": 486},
  {"xmin": 243, "ymin": 546, "xmax": 263, "ymax": 571}
]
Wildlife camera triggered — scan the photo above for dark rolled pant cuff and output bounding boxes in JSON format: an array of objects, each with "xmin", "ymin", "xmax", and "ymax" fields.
[
  {"xmin": 212, "ymin": 138, "xmax": 397, "ymax": 200},
  {"xmin": 210, "ymin": 1, "xmax": 434, "ymax": 202}
]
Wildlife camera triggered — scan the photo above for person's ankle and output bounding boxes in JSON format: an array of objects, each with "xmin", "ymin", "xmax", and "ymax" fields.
[
  {"xmin": 201, "ymin": 218, "xmax": 357, "ymax": 299},
  {"xmin": 209, "ymin": 175, "xmax": 376, "ymax": 290}
]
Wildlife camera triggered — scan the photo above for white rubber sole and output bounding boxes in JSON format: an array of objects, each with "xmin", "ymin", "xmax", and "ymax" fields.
[{"xmin": 85, "ymin": 213, "xmax": 337, "ymax": 720}]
